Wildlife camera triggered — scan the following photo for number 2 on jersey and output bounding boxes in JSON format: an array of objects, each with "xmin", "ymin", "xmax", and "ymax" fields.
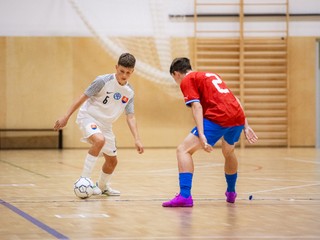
[{"xmin": 206, "ymin": 73, "xmax": 230, "ymax": 94}]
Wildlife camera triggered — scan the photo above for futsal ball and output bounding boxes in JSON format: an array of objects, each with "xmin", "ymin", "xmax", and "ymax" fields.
[{"xmin": 74, "ymin": 177, "xmax": 94, "ymax": 199}]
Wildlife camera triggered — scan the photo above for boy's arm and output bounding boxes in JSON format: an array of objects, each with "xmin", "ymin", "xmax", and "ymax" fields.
[
  {"xmin": 235, "ymin": 96, "xmax": 258, "ymax": 144},
  {"xmin": 53, "ymin": 94, "xmax": 89, "ymax": 131},
  {"xmin": 126, "ymin": 113, "xmax": 144, "ymax": 154}
]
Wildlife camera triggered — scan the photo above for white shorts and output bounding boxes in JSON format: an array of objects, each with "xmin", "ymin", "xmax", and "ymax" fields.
[{"xmin": 76, "ymin": 117, "xmax": 117, "ymax": 156}]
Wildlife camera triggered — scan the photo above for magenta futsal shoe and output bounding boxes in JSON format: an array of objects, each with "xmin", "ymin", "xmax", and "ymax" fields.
[
  {"xmin": 225, "ymin": 191, "xmax": 237, "ymax": 203},
  {"xmin": 162, "ymin": 194, "xmax": 193, "ymax": 207}
]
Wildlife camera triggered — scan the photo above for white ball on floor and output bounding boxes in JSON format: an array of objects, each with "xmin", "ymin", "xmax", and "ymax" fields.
[{"xmin": 74, "ymin": 177, "xmax": 94, "ymax": 199}]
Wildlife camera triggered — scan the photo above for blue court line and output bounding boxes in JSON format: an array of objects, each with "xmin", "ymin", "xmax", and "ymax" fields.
[{"xmin": 0, "ymin": 199, "xmax": 69, "ymax": 240}]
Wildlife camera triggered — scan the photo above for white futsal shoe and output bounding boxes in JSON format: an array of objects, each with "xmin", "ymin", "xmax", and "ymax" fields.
[
  {"xmin": 92, "ymin": 184, "xmax": 102, "ymax": 195},
  {"xmin": 102, "ymin": 185, "xmax": 121, "ymax": 196},
  {"xmin": 96, "ymin": 182, "xmax": 120, "ymax": 196}
]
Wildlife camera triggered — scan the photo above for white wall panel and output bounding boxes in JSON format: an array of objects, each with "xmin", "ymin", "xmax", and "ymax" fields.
[{"xmin": 0, "ymin": 0, "xmax": 319, "ymax": 37}]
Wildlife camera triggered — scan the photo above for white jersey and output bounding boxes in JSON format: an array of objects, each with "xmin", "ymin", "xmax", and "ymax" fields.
[{"xmin": 77, "ymin": 74, "xmax": 134, "ymax": 126}]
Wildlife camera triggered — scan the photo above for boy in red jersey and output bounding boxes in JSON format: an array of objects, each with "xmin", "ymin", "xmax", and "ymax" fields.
[{"xmin": 162, "ymin": 58, "xmax": 258, "ymax": 207}]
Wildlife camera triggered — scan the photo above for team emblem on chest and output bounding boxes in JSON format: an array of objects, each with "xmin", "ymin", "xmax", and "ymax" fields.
[
  {"xmin": 121, "ymin": 96, "xmax": 128, "ymax": 103},
  {"xmin": 110, "ymin": 92, "xmax": 129, "ymax": 104},
  {"xmin": 113, "ymin": 92, "xmax": 121, "ymax": 100}
]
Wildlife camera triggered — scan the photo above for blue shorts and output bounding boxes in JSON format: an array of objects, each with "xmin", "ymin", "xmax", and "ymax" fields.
[{"xmin": 191, "ymin": 118, "xmax": 244, "ymax": 146}]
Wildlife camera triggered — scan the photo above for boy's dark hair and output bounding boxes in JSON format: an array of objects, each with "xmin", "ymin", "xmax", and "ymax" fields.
[
  {"xmin": 169, "ymin": 57, "xmax": 192, "ymax": 74},
  {"xmin": 118, "ymin": 53, "xmax": 136, "ymax": 68}
]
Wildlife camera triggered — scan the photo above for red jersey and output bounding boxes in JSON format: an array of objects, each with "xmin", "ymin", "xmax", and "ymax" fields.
[{"xmin": 180, "ymin": 71, "xmax": 245, "ymax": 127}]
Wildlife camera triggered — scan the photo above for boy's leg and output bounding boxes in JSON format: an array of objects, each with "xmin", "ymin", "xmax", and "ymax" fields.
[
  {"xmin": 97, "ymin": 154, "xmax": 120, "ymax": 196},
  {"xmin": 222, "ymin": 127, "xmax": 242, "ymax": 203},
  {"xmin": 76, "ymin": 120, "xmax": 107, "ymax": 195},
  {"xmin": 94, "ymin": 126, "xmax": 120, "ymax": 196},
  {"xmin": 162, "ymin": 133, "xmax": 201, "ymax": 207},
  {"xmin": 222, "ymin": 139, "xmax": 238, "ymax": 175},
  {"xmin": 79, "ymin": 133, "xmax": 106, "ymax": 195},
  {"xmin": 81, "ymin": 133, "xmax": 105, "ymax": 177},
  {"xmin": 163, "ymin": 119, "xmax": 226, "ymax": 207}
]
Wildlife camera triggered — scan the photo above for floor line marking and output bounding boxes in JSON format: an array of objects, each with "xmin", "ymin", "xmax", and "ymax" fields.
[
  {"xmin": 284, "ymin": 157, "xmax": 320, "ymax": 164},
  {"xmin": 0, "ymin": 159, "xmax": 49, "ymax": 178},
  {"xmin": 0, "ymin": 183, "xmax": 35, "ymax": 187},
  {"xmin": 241, "ymin": 177, "xmax": 319, "ymax": 183},
  {"xmin": 54, "ymin": 213, "xmax": 110, "ymax": 219},
  {"xmin": 248, "ymin": 182, "xmax": 320, "ymax": 194},
  {"xmin": 0, "ymin": 198, "xmax": 69, "ymax": 240}
]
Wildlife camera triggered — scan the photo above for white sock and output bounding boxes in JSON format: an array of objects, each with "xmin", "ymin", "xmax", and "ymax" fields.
[
  {"xmin": 98, "ymin": 171, "xmax": 113, "ymax": 191},
  {"xmin": 81, "ymin": 153, "xmax": 98, "ymax": 178}
]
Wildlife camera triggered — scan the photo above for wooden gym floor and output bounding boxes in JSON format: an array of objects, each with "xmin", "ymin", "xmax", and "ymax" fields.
[{"xmin": 0, "ymin": 147, "xmax": 320, "ymax": 239}]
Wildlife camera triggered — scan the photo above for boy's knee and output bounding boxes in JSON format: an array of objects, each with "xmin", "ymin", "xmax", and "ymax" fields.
[
  {"xmin": 104, "ymin": 155, "xmax": 118, "ymax": 168},
  {"xmin": 92, "ymin": 135, "xmax": 105, "ymax": 149},
  {"xmin": 176, "ymin": 144, "xmax": 186, "ymax": 155},
  {"xmin": 222, "ymin": 146, "xmax": 235, "ymax": 159}
]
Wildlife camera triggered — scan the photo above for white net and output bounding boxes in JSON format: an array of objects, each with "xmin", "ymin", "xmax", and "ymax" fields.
[{"xmin": 68, "ymin": 0, "xmax": 191, "ymax": 98}]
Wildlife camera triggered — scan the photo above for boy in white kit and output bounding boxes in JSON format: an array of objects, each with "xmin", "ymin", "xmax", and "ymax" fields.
[{"xmin": 54, "ymin": 53, "xmax": 144, "ymax": 196}]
